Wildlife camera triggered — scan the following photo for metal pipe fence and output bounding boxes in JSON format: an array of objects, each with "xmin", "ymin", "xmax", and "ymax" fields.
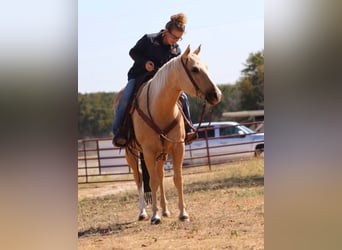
[{"xmin": 78, "ymin": 121, "xmax": 264, "ymax": 184}]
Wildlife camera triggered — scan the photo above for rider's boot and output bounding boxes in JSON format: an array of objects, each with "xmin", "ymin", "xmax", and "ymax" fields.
[
  {"xmin": 112, "ymin": 79, "xmax": 136, "ymax": 147},
  {"xmin": 179, "ymin": 92, "xmax": 198, "ymax": 145}
]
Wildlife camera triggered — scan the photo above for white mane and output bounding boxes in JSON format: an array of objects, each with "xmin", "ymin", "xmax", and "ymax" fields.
[{"xmin": 149, "ymin": 55, "xmax": 182, "ymax": 95}]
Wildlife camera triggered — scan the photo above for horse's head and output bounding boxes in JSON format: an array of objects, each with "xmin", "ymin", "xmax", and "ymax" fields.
[{"xmin": 181, "ymin": 45, "xmax": 222, "ymax": 105}]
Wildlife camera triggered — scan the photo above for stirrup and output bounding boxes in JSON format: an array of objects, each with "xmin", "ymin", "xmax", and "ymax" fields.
[
  {"xmin": 112, "ymin": 135, "xmax": 127, "ymax": 147},
  {"xmin": 185, "ymin": 131, "xmax": 198, "ymax": 145}
]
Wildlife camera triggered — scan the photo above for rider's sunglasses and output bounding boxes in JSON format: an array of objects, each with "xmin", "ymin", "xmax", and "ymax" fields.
[{"xmin": 167, "ymin": 30, "xmax": 183, "ymax": 41}]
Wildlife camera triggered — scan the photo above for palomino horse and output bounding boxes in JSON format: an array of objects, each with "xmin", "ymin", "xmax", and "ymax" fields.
[{"xmin": 120, "ymin": 45, "xmax": 222, "ymax": 224}]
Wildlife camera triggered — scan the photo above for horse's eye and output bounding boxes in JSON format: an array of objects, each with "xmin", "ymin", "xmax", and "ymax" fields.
[{"xmin": 191, "ymin": 67, "xmax": 200, "ymax": 73}]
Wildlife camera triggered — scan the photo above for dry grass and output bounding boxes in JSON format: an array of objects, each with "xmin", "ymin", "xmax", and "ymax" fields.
[{"xmin": 78, "ymin": 158, "xmax": 264, "ymax": 250}]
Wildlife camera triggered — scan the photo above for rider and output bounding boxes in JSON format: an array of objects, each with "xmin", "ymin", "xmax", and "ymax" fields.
[{"xmin": 112, "ymin": 13, "xmax": 197, "ymax": 147}]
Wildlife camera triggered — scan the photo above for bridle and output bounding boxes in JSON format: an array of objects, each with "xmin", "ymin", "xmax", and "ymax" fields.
[
  {"xmin": 180, "ymin": 57, "xmax": 207, "ymax": 135},
  {"xmin": 180, "ymin": 57, "xmax": 203, "ymax": 98},
  {"xmin": 134, "ymin": 56, "xmax": 208, "ymax": 149}
]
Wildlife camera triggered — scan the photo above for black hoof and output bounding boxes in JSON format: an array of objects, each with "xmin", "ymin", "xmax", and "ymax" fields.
[
  {"xmin": 162, "ymin": 211, "xmax": 171, "ymax": 217},
  {"xmin": 151, "ymin": 218, "xmax": 161, "ymax": 225},
  {"xmin": 138, "ymin": 214, "xmax": 148, "ymax": 221},
  {"xmin": 179, "ymin": 215, "xmax": 190, "ymax": 222}
]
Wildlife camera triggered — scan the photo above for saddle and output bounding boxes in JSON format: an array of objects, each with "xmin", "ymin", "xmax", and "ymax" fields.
[
  {"xmin": 119, "ymin": 72, "xmax": 194, "ymax": 148},
  {"xmin": 119, "ymin": 73, "xmax": 155, "ymax": 148}
]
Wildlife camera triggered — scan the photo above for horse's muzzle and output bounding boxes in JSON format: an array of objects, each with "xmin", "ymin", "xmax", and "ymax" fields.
[{"xmin": 205, "ymin": 88, "xmax": 222, "ymax": 105}]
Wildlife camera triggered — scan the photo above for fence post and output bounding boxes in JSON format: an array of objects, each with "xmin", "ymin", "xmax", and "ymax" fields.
[
  {"xmin": 82, "ymin": 140, "xmax": 89, "ymax": 183},
  {"xmin": 96, "ymin": 140, "xmax": 101, "ymax": 175},
  {"xmin": 204, "ymin": 130, "xmax": 212, "ymax": 171}
]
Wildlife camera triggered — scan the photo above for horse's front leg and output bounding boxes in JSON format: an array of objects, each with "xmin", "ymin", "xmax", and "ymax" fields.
[
  {"xmin": 157, "ymin": 160, "xmax": 170, "ymax": 217},
  {"xmin": 125, "ymin": 149, "xmax": 148, "ymax": 221},
  {"xmin": 172, "ymin": 151, "xmax": 190, "ymax": 222},
  {"xmin": 143, "ymin": 152, "xmax": 161, "ymax": 224}
]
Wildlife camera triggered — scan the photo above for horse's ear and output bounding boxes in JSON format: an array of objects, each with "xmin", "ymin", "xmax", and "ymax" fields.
[
  {"xmin": 193, "ymin": 45, "xmax": 201, "ymax": 55},
  {"xmin": 181, "ymin": 45, "xmax": 191, "ymax": 59}
]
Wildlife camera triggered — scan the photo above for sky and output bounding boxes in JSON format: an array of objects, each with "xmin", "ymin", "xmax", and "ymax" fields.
[{"xmin": 78, "ymin": 0, "xmax": 264, "ymax": 93}]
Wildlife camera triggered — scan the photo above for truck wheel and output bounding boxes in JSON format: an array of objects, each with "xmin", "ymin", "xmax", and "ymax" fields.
[{"xmin": 255, "ymin": 146, "xmax": 264, "ymax": 157}]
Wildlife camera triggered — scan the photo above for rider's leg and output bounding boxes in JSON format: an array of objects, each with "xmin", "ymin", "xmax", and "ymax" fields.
[
  {"xmin": 112, "ymin": 78, "xmax": 136, "ymax": 147},
  {"xmin": 179, "ymin": 92, "xmax": 197, "ymax": 145}
]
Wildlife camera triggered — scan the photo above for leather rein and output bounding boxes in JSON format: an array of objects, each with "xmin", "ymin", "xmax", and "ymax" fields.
[
  {"xmin": 134, "ymin": 57, "xmax": 207, "ymax": 146},
  {"xmin": 135, "ymin": 82, "xmax": 182, "ymax": 142}
]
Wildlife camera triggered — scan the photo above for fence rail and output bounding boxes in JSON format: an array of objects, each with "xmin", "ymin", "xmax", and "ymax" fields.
[{"xmin": 78, "ymin": 122, "xmax": 264, "ymax": 184}]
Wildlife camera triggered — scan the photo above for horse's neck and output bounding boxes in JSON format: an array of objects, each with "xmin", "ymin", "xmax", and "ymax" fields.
[
  {"xmin": 150, "ymin": 79, "xmax": 180, "ymax": 111},
  {"xmin": 148, "ymin": 66, "xmax": 182, "ymax": 125}
]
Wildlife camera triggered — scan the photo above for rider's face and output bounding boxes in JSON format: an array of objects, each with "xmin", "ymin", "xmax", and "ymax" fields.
[{"xmin": 164, "ymin": 29, "xmax": 183, "ymax": 45}]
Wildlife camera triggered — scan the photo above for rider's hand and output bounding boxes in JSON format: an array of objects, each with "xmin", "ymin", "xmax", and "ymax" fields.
[{"xmin": 145, "ymin": 61, "xmax": 155, "ymax": 72}]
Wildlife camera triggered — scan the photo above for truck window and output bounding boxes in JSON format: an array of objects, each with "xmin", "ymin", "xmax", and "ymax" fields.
[
  {"xmin": 219, "ymin": 126, "xmax": 238, "ymax": 136},
  {"xmin": 197, "ymin": 127, "xmax": 215, "ymax": 138}
]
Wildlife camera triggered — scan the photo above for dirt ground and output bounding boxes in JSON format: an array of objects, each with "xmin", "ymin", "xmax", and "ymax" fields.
[
  {"xmin": 78, "ymin": 182, "xmax": 137, "ymax": 199},
  {"xmin": 78, "ymin": 160, "xmax": 264, "ymax": 250}
]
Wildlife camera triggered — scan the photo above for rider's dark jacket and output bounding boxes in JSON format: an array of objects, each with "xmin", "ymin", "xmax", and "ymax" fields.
[{"xmin": 127, "ymin": 30, "xmax": 181, "ymax": 80}]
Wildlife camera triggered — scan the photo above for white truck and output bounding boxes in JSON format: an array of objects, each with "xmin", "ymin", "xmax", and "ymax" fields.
[{"xmin": 184, "ymin": 121, "xmax": 264, "ymax": 165}]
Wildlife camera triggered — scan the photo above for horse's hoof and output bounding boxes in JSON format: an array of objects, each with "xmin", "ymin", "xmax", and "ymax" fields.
[
  {"xmin": 151, "ymin": 217, "xmax": 161, "ymax": 225},
  {"xmin": 138, "ymin": 210, "xmax": 148, "ymax": 221},
  {"xmin": 179, "ymin": 215, "xmax": 190, "ymax": 222},
  {"xmin": 162, "ymin": 210, "xmax": 171, "ymax": 217},
  {"xmin": 138, "ymin": 214, "xmax": 148, "ymax": 221}
]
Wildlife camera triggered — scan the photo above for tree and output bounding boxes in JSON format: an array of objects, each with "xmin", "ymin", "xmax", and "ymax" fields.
[
  {"xmin": 217, "ymin": 84, "xmax": 241, "ymax": 112},
  {"xmin": 77, "ymin": 50, "xmax": 264, "ymax": 138},
  {"xmin": 238, "ymin": 50, "xmax": 264, "ymax": 110},
  {"xmin": 78, "ymin": 92, "xmax": 116, "ymax": 138}
]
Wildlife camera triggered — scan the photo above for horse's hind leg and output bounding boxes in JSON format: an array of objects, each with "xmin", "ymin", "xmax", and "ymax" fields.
[{"xmin": 125, "ymin": 149, "xmax": 148, "ymax": 221}]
